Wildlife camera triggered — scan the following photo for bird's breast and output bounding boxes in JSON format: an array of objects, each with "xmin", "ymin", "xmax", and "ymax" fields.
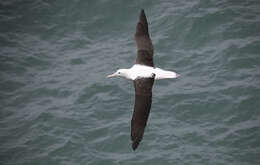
[{"xmin": 130, "ymin": 65, "xmax": 155, "ymax": 80}]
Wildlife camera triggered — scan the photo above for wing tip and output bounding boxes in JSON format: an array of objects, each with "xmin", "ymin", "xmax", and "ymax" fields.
[
  {"xmin": 132, "ymin": 141, "xmax": 140, "ymax": 151},
  {"xmin": 139, "ymin": 9, "xmax": 146, "ymax": 20},
  {"xmin": 135, "ymin": 9, "xmax": 150, "ymax": 38}
]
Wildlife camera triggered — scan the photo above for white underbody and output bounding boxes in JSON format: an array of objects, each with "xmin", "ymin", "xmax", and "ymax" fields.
[{"xmin": 125, "ymin": 64, "xmax": 178, "ymax": 80}]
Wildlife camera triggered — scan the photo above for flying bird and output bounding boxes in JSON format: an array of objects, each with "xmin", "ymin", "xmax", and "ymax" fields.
[{"xmin": 107, "ymin": 9, "xmax": 179, "ymax": 150}]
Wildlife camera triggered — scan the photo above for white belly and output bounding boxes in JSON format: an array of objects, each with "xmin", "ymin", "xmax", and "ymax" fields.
[{"xmin": 129, "ymin": 64, "xmax": 178, "ymax": 80}]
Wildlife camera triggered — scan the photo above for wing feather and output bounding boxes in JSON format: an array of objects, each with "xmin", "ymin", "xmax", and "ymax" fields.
[
  {"xmin": 131, "ymin": 76, "xmax": 154, "ymax": 150},
  {"xmin": 135, "ymin": 9, "xmax": 154, "ymax": 67}
]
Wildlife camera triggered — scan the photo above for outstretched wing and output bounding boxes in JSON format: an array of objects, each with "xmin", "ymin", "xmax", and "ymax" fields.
[
  {"xmin": 131, "ymin": 76, "xmax": 155, "ymax": 150},
  {"xmin": 135, "ymin": 9, "xmax": 154, "ymax": 67}
]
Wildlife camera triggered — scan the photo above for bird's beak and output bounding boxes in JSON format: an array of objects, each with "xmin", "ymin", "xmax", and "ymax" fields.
[
  {"xmin": 176, "ymin": 73, "xmax": 180, "ymax": 78},
  {"xmin": 107, "ymin": 72, "xmax": 117, "ymax": 78}
]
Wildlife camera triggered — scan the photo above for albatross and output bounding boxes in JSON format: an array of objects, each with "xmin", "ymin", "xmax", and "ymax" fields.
[{"xmin": 107, "ymin": 9, "xmax": 180, "ymax": 150}]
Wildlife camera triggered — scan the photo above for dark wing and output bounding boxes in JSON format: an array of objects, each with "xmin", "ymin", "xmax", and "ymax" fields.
[
  {"xmin": 131, "ymin": 76, "xmax": 155, "ymax": 150},
  {"xmin": 135, "ymin": 9, "xmax": 154, "ymax": 67}
]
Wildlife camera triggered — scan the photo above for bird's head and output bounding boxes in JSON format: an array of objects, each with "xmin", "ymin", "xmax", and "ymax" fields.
[{"xmin": 107, "ymin": 69, "xmax": 127, "ymax": 78}]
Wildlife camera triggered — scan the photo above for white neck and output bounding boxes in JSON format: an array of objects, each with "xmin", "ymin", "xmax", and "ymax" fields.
[{"xmin": 118, "ymin": 69, "xmax": 133, "ymax": 79}]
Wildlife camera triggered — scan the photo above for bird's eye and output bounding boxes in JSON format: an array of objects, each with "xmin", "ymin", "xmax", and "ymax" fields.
[{"xmin": 118, "ymin": 72, "xmax": 121, "ymax": 74}]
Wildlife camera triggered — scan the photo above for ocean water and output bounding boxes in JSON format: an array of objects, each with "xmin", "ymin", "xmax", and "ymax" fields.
[{"xmin": 1, "ymin": 0, "xmax": 260, "ymax": 164}]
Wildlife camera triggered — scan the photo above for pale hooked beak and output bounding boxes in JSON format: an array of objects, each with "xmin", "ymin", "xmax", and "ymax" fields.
[
  {"xmin": 176, "ymin": 73, "xmax": 180, "ymax": 78},
  {"xmin": 107, "ymin": 72, "xmax": 117, "ymax": 78}
]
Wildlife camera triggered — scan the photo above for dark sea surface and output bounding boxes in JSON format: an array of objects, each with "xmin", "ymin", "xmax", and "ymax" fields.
[{"xmin": 1, "ymin": 0, "xmax": 260, "ymax": 164}]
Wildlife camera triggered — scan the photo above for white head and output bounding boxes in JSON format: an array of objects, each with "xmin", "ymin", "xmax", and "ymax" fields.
[{"xmin": 107, "ymin": 69, "xmax": 128, "ymax": 78}]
